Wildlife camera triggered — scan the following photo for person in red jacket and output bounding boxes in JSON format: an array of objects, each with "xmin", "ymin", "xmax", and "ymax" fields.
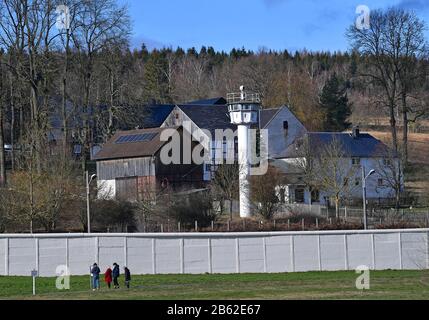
[{"xmin": 104, "ymin": 266, "xmax": 113, "ymax": 289}]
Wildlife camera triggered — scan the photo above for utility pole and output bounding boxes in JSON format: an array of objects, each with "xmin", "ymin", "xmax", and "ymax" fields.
[
  {"xmin": 362, "ymin": 166, "xmax": 376, "ymax": 230},
  {"xmin": 86, "ymin": 171, "xmax": 97, "ymax": 233}
]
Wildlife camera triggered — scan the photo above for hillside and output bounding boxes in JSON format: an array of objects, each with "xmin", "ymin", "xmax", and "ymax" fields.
[
  {"xmin": 368, "ymin": 131, "xmax": 429, "ymax": 204},
  {"xmin": 369, "ymin": 131, "xmax": 429, "ymax": 165}
]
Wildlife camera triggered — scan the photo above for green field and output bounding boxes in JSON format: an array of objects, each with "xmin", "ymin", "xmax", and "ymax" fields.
[{"xmin": 1, "ymin": 270, "xmax": 429, "ymax": 300}]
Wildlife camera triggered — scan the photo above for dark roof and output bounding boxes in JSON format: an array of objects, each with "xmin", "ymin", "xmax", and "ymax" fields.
[
  {"xmin": 284, "ymin": 132, "xmax": 393, "ymax": 158},
  {"xmin": 185, "ymin": 97, "xmax": 227, "ymax": 105},
  {"xmin": 93, "ymin": 127, "xmax": 172, "ymax": 161},
  {"xmin": 141, "ymin": 104, "xmax": 175, "ymax": 128},
  {"xmin": 259, "ymin": 108, "xmax": 281, "ymax": 128},
  {"xmin": 177, "ymin": 104, "xmax": 235, "ymax": 133}
]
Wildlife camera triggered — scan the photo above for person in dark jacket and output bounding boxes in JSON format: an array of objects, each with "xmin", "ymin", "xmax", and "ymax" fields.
[
  {"xmin": 112, "ymin": 263, "xmax": 120, "ymax": 288},
  {"xmin": 91, "ymin": 263, "xmax": 101, "ymax": 291},
  {"xmin": 104, "ymin": 266, "xmax": 113, "ymax": 289},
  {"xmin": 124, "ymin": 266, "xmax": 131, "ymax": 289}
]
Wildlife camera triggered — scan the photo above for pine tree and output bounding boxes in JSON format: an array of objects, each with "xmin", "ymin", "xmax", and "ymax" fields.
[
  {"xmin": 319, "ymin": 73, "xmax": 352, "ymax": 132},
  {"xmin": 143, "ymin": 50, "xmax": 169, "ymax": 103}
]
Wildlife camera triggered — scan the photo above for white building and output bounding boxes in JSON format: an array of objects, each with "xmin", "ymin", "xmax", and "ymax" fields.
[
  {"xmin": 94, "ymin": 97, "xmax": 401, "ymax": 207},
  {"xmin": 272, "ymin": 128, "xmax": 401, "ymax": 206}
]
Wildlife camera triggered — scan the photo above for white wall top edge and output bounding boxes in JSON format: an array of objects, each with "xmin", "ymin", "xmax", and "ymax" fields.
[{"xmin": 0, "ymin": 228, "xmax": 428, "ymax": 239}]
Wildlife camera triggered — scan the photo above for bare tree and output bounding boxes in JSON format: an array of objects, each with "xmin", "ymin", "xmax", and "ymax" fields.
[
  {"xmin": 250, "ymin": 166, "xmax": 283, "ymax": 221},
  {"xmin": 295, "ymin": 135, "xmax": 360, "ymax": 217},
  {"xmin": 210, "ymin": 163, "xmax": 239, "ymax": 220},
  {"xmin": 5, "ymin": 139, "xmax": 80, "ymax": 232},
  {"xmin": 347, "ymin": 9, "xmax": 400, "ymax": 157},
  {"xmin": 374, "ymin": 145, "xmax": 403, "ymax": 210},
  {"xmin": 0, "ymin": 55, "xmax": 6, "ymax": 187},
  {"xmin": 72, "ymin": 0, "xmax": 130, "ymax": 169},
  {"xmin": 391, "ymin": 10, "xmax": 428, "ymax": 165},
  {"xmin": 348, "ymin": 8, "xmax": 429, "ymax": 166},
  {"xmin": 0, "ymin": 0, "xmax": 61, "ymax": 173}
]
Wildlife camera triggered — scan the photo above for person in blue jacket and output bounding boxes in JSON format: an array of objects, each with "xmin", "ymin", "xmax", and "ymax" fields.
[
  {"xmin": 91, "ymin": 263, "xmax": 101, "ymax": 291},
  {"xmin": 112, "ymin": 263, "xmax": 120, "ymax": 289}
]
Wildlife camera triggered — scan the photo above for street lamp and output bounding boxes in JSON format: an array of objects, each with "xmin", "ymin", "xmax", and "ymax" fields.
[
  {"xmin": 362, "ymin": 167, "xmax": 376, "ymax": 230},
  {"xmin": 86, "ymin": 171, "xmax": 97, "ymax": 233}
]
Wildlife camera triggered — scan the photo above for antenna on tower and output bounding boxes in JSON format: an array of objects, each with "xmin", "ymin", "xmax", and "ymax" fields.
[{"xmin": 240, "ymin": 85, "xmax": 245, "ymax": 100}]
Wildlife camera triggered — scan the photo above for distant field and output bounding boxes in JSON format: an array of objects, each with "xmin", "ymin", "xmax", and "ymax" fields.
[
  {"xmin": 368, "ymin": 131, "xmax": 429, "ymax": 165},
  {"xmin": 368, "ymin": 131, "xmax": 429, "ymax": 201},
  {"xmin": 2, "ymin": 270, "xmax": 429, "ymax": 300}
]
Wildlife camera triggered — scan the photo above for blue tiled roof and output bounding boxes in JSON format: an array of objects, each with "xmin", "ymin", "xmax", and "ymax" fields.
[
  {"xmin": 259, "ymin": 108, "xmax": 280, "ymax": 128},
  {"xmin": 285, "ymin": 132, "xmax": 394, "ymax": 158},
  {"xmin": 185, "ymin": 97, "xmax": 227, "ymax": 105},
  {"xmin": 178, "ymin": 102, "xmax": 282, "ymax": 133},
  {"xmin": 177, "ymin": 104, "xmax": 235, "ymax": 134},
  {"xmin": 141, "ymin": 104, "xmax": 175, "ymax": 128}
]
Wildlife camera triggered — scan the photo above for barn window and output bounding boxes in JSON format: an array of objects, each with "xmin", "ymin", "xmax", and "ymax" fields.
[
  {"xmin": 283, "ymin": 121, "xmax": 289, "ymax": 130},
  {"xmin": 123, "ymin": 161, "xmax": 129, "ymax": 173}
]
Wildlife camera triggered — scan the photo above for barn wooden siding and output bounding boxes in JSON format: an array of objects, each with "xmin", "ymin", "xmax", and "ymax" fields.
[{"xmin": 96, "ymin": 157, "xmax": 155, "ymax": 180}]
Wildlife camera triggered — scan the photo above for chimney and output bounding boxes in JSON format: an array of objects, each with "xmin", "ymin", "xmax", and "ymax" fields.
[{"xmin": 352, "ymin": 126, "xmax": 360, "ymax": 138}]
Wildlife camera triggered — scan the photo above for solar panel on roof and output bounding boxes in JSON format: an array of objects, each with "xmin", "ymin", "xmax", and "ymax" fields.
[{"xmin": 115, "ymin": 132, "xmax": 157, "ymax": 144}]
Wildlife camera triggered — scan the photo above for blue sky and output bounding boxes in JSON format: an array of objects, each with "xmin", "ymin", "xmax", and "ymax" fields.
[{"xmin": 119, "ymin": 0, "xmax": 429, "ymax": 52}]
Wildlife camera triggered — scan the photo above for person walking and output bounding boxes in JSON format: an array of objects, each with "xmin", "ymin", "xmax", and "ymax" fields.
[
  {"xmin": 112, "ymin": 263, "xmax": 120, "ymax": 289},
  {"xmin": 124, "ymin": 266, "xmax": 131, "ymax": 289},
  {"xmin": 104, "ymin": 266, "xmax": 113, "ymax": 289},
  {"xmin": 91, "ymin": 263, "xmax": 101, "ymax": 291}
]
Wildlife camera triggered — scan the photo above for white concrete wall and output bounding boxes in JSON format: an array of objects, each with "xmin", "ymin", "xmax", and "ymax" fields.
[{"xmin": 0, "ymin": 229, "xmax": 427, "ymax": 276}]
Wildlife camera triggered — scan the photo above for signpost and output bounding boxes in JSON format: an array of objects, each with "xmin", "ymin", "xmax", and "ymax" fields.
[{"xmin": 31, "ymin": 269, "xmax": 38, "ymax": 296}]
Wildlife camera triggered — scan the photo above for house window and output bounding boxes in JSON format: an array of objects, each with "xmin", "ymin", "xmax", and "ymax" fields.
[
  {"xmin": 294, "ymin": 188, "xmax": 305, "ymax": 203},
  {"xmin": 383, "ymin": 159, "xmax": 392, "ymax": 166},
  {"xmin": 378, "ymin": 178, "xmax": 384, "ymax": 186},
  {"xmin": 352, "ymin": 157, "xmax": 361, "ymax": 166},
  {"xmin": 283, "ymin": 121, "xmax": 289, "ymax": 130}
]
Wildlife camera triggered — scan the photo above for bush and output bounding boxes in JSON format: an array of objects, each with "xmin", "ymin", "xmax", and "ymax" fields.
[
  {"xmin": 93, "ymin": 199, "xmax": 137, "ymax": 232},
  {"xmin": 169, "ymin": 191, "xmax": 216, "ymax": 227}
]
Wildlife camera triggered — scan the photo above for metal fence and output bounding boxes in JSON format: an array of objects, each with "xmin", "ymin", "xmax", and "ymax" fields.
[{"xmin": 276, "ymin": 204, "xmax": 429, "ymax": 229}]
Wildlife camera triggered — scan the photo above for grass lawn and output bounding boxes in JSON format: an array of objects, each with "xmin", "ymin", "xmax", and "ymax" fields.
[{"xmin": 1, "ymin": 270, "xmax": 429, "ymax": 300}]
